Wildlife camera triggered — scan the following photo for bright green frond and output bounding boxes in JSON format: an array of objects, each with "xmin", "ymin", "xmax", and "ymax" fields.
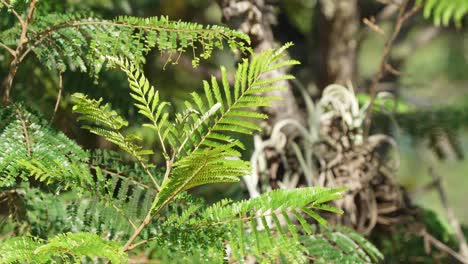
[
  {"xmin": 107, "ymin": 56, "xmax": 174, "ymax": 154},
  {"xmin": 1, "ymin": 10, "xmax": 251, "ymax": 74},
  {"xmin": 417, "ymin": 0, "xmax": 468, "ymax": 27},
  {"xmin": 71, "ymin": 93, "xmax": 152, "ymax": 161},
  {"xmin": 174, "ymin": 43, "xmax": 299, "ymax": 160}
]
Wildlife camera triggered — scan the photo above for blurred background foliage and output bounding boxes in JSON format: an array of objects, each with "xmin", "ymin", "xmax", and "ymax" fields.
[{"xmin": 1, "ymin": 0, "xmax": 468, "ymax": 248}]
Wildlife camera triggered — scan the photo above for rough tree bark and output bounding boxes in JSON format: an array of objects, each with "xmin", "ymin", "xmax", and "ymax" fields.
[{"xmin": 316, "ymin": 0, "xmax": 359, "ymax": 90}]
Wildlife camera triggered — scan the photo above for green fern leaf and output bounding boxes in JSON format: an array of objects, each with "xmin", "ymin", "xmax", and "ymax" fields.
[{"xmin": 417, "ymin": 0, "xmax": 468, "ymax": 27}]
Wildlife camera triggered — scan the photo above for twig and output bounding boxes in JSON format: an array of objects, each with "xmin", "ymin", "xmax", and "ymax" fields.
[
  {"xmin": 420, "ymin": 229, "xmax": 468, "ymax": 264},
  {"xmin": 14, "ymin": 104, "xmax": 32, "ymax": 157},
  {"xmin": 429, "ymin": 167, "xmax": 468, "ymax": 261},
  {"xmin": 89, "ymin": 165, "xmax": 150, "ymax": 190},
  {"xmin": 363, "ymin": 1, "xmax": 422, "ymax": 138},
  {"xmin": 112, "ymin": 204, "xmax": 137, "ymax": 230},
  {"xmin": 50, "ymin": 71, "xmax": 63, "ymax": 123},
  {"xmin": 0, "ymin": 42, "xmax": 15, "ymax": 56},
  {"xmin": 1, "ymin": 0, "xmax": 38, "ymax": 106}
]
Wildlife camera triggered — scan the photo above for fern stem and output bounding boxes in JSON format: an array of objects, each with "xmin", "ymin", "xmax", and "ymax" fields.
[
  {"xmin": 122, "ymin": 159, "xmax": 207, "ymax": 252},
  {"xmin": 89, "ymin": 165, "xmax": 150, "ymax": 189},
  {"xmin": 21, "ymin": 19, "xmax": 243, "ymax": 64},
  {"xmin": 0, "ymin": 42, "xmax": 15, "ymax": 56},
  {"xmin": 140, "ymin": 162, "xmax": 161, "ymax": 192},
  {"xmin": 50, "ymin": 71, "xmax": 63, "ymax": 123},
  {"xmin": 112, "ymin": 204, "xmax": 137, "ymax": 230},
  {"xmin": 13, "ymin": 105, "xmax": 32, "ymax": 157}
]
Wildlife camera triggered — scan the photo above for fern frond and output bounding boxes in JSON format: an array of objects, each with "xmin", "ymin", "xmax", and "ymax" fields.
[
  {"xmin": 0, "ymin": 233, "xmax": 128, "ymax": 264},
  {"xmin": 151, "ymin": 144, "xmax": 249, "ymax": 214},
  {"xmin": 174, "ymin": 42, "xmax": 299, "ymax": 159},
  {"xmin": 107, "ymin": 56, "xmax": 174, "ymax": 156},
  {"xmin": 71, "ymin": 93, "xmax": 153, "ymax": 162},
  {"xmin": 417, "ymin": 0, "xmax": 468, "ymax": 27},
  {"xmin": 0, "ymin": 106, "xmax": 92, "ymax": 191},
  {"xmin": 143, "ymin": 43, "xmax": 299, "ymax": 217},
  {"xmin": 201, "ymin": 187, "xmax": 343, "ymax": 262},
  {"xmin": 303, "ymin": 228, "xmax": 384, "ymax": 264},
  {"xmin": 149, "ymin": 187, "xmax": 381, "ymax": 263},
  {"xmin": 1, "ymin": 10, "xmax": 251, "ymax": 73}
]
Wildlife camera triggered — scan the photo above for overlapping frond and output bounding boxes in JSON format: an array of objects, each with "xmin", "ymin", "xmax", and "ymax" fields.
[
  {"xmin": 107, "ymin": 56, "xmax": 173, "ymax": 156},
  {"xmin": 148, "ymin": 187, "xmax": 382, "ymax": 263},
  {"xmin": 202, "ymin": 187, "xmax": 343, "ymax": 262},
  {"xmin": 140, "ymin": 44, "xmax": 300, "ymax": 215},
  {"xmin": 1, "ymin": 9, "xmax": 251, "ymax": 73},
  {"xmin": 303, "ymin": 228, "xmax": 384, "ymax": 264},
  {"xmin": 417, "ymin": 0, "xmax": 468, "ymax": 27},
  {"xmin": 0, "ymin": 233, "xmax": 128, "ymax": 264},
  {"xmin": 0, "ymin": 106, "xmax": 92, "ymax": 191},
  {"xmin": 175, "ymin": 42, "xmax": 299, "ymax": 158},
  {"xmin": 71, "ymin": 93, "xmax": 153, "ymax": 161}
]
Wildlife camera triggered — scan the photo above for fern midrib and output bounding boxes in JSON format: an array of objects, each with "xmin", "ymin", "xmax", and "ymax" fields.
[
  {"xmin": 138, "ymin": 157, "xmax": 208, "ymax": 246},
  {"xmin": 190, "ymin": 68, "xmax": 267, "ymax": 155},
  {"xmin": 200, "ymin": 207, "xmax": 296, "ymax": 227}
]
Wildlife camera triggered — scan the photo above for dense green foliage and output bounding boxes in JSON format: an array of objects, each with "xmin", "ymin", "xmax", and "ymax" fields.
[
  {"xmin": 0, "ymin": 2, "xmax": 383, "ymax": 263},
  {"xmin": 1, "ymin": 0, "xmax": 467, "ymax": 263}
]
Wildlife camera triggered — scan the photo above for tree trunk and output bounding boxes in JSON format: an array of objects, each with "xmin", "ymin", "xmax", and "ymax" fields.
[{"xmin": 316, "ymin": 0, "xmax": 359, "ymax": 90}]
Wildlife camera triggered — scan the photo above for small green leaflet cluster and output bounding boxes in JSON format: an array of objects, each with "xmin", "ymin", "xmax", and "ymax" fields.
[
  {"xmin": 0, "ymin": 232, "xmax": 128, "ymax": 264},
  {"xmin": 417, "ymin": 0, "xmax": 467, "ymax": 27},
  {"xmin": 304, "ymin": 228, "xmax": 384, "ymax": 264},
  {"xmin": 71, "ymin": 93, "xmax": 153, "ymax": 162}
]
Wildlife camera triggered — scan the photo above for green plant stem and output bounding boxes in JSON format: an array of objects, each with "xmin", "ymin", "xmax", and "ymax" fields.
[{"xmin": 122, "ymin": 158, "xmax": 206, "ymax": 252}]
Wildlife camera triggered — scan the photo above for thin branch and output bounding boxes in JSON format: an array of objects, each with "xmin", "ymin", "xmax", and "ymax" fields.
[
  {"xmin": 20, "ymin": 19, "xmax": 242, "ymax": 63},
  {"xmin": 125, "ymin": 237, "xmax": 158, "ymax": 251},
  {"xmin": 89, "ymin": 164, "xmax": 150, "ymax": 190},
  {"xmin": 1, "ymin": 0, "xmax": 38, "ymax": 106},
  {"xmin": 50, "ymin": 71, "xmax": 63, "ymax": 123},
  {"xmin": 0, "ymin": 42, "xmax": 15, "ymax": 56},
  {"xmin": 112, "ymin": 204, "xmax": 137, "ymax": 230},
  {"xmin": 14, "ymin": 104, "xmax": 32, "ymax": 157},
  {"xmin": 420, "ymin": 229, "xmax": 468, "ymax": 264},
  {"xmin": 363, "ymin": 1, "xmax": 422, "ymax": 138},
  {"xmin": 429, "ymin": 167, "xmax": 468, "ymax": 260}
]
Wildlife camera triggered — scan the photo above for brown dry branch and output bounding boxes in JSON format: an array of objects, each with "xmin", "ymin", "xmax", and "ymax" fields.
[
  {"xmin": 1, "ymin": 0, "xmax": 38, "ymax": 106},
  {"xmin": 429, "ymin": 167, "xmax": 468, "ymax": 261},
  {"xmin": 14, "ymin": 105, "xmax": 32, "ymax": 157},
  {"xmin": 420, "ymin": 229, "xmax": 468, "ymax": 264},
  {"xmin": 363, "ymin": 1, "xmax": 422, "ymax": 138},
  {"xmin": 50, "ymin": 71, "xmax": 63, "ymax": 123}
]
